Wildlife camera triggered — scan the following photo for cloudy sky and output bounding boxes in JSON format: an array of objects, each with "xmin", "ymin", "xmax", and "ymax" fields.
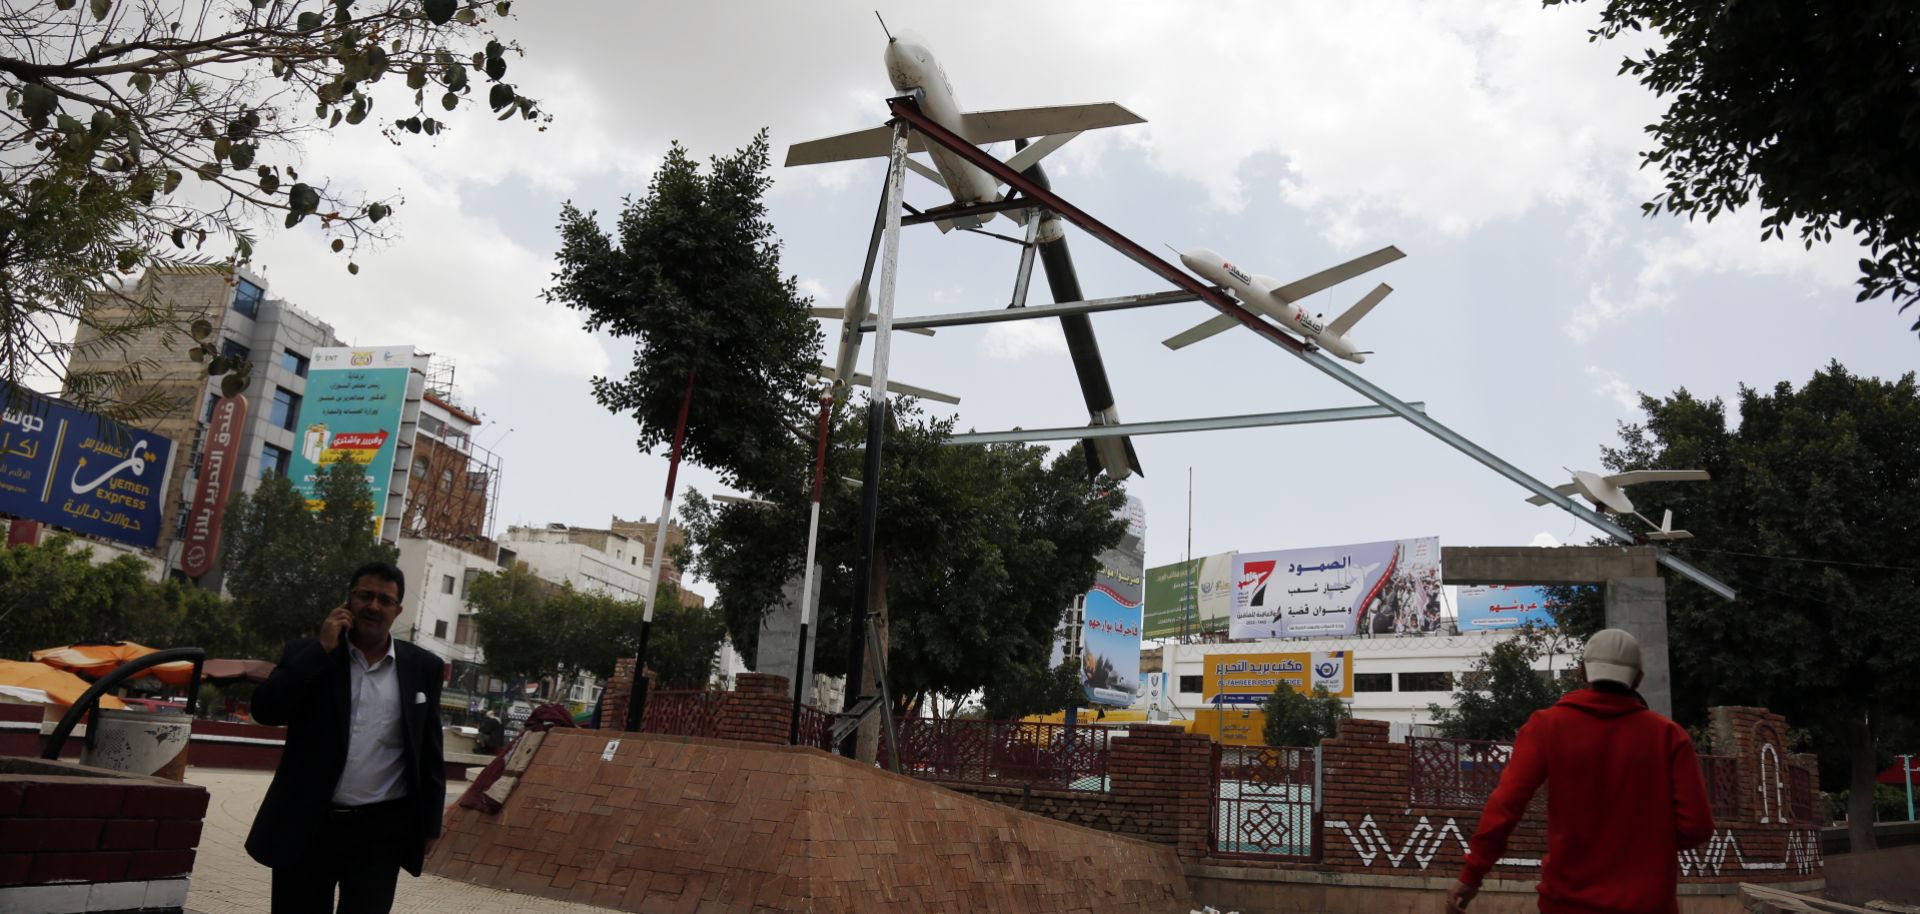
[{"xmin": 232, "ymin": 1, "xmax": 1911, "ymax": 600}]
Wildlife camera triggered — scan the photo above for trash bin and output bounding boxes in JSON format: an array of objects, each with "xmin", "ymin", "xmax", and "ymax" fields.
[{"xmin": 80, "ymin": 708, "xmax": 192, "ymax": 781}]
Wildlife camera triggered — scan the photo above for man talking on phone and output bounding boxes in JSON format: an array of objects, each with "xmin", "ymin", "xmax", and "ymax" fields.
[{"xmin": 247, "ymin": 562, "xmax": 447, "ymax": 914}]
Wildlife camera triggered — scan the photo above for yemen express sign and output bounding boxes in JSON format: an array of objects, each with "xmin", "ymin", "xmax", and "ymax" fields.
[
  {"xmin": 0, "ymin": 384, "xmax": 175, "ymax": 549},
  {"xmin": 180, "ymin": 395, "xmax": 248, "ymax": 577},
  {"xmin": 287, "ymin": 346, "xmax": 412, "ymax": 535}
]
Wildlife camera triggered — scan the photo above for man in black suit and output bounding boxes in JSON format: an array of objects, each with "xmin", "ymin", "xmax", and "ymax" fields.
[{"xmin": 246, "ymin": 561, "xmax": 446, "ymax": 914}]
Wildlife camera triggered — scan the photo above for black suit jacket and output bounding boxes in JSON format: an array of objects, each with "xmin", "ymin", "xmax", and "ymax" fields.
[{"xmin": 245, "ymin": 637, "xmax": 447, "ymax": 876}]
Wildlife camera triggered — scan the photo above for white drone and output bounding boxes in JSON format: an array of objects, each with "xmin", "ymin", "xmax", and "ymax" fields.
[{"xmin": 1526, "ymin": 469, "xmax": 1710, "ymax": 541}]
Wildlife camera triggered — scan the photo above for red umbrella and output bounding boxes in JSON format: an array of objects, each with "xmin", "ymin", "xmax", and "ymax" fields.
[{"xmin": 1876, "ymin": 757, "xmax": 1920, "ymax": 786}]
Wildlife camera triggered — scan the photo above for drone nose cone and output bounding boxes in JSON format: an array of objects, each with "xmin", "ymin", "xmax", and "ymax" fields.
[{"xmin": 1178, "ymin": 247, "xmax": 1219, "ymax": 272}]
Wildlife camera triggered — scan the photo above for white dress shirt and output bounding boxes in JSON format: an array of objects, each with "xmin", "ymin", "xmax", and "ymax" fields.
[{"xmin": 330, "ymin": 636, "xmax": 409, "ymax": 807}]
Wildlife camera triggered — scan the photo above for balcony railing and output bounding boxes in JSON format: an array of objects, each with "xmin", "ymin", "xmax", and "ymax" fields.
[
  {"xmin": 638, "ymin": 689, "xmax": 723, "ymax": 739},
  {"xmin": 1700, "ymin": 754, "xmax": 1740, "ymax": 821},
  {"xmin": 1408, "ymin": 737, "xmax": 1512, "ymax": 809}
]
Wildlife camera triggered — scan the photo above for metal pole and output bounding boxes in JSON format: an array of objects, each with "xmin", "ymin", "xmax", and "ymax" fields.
[
  {"xmin": 626, "ymin": 369, "xmax": 695, "ymax": 732},
  {"xmin": 882, "ymin": 94, "xmax": 1734, "ymax": 602},
  {"xmin": 1184, "ymin": 466, "xmax": 1194, "ymax": 642},
  {"xmin": 790, "ymin": 392, "xmax": 833, "ymax": 744},
  {"xmin": 840, "ymin": 118, "xmax": 911, "ymax": 758},
  {"xmin": 1905, "ymin": 754, "xmax": 1914, "ymax": 822}
]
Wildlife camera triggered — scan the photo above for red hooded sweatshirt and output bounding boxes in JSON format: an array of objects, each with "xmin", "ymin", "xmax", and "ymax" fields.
[{"xmin": 1458, "ymin": 687, "xmax": 1715, "ymax": 914}]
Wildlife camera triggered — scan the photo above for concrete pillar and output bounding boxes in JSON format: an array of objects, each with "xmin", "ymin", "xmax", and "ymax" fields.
[
  {"xmin": 1604, "ymin": 576, "xmax": 1671, "ymax": 717},
  {"xmin": 753, "ymin": 568, "xmax": 821, "ymax": 705}
]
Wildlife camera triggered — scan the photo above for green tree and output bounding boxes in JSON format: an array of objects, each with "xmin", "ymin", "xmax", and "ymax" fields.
[
  {"xmin": 1594, "ymin": 361, "xmax": 1920, "ymax": 850},
  {"xmin": 981, "ymin": 660, "xmax": 1083, "ymax": 722},
  {"xmin": 468, "ymin": 565, "xmax": 723, "ymax": 690},
  {"xmin": 1547, "ymin": 0, "xmax": 1920, "ymax": 331},
  {"xmin": 1429, "ymin": 625, "xmax": 1579, "ymax": 741},
  {"xmin": 221, "ymin": 461, "xmax": 397, "ymax": 655},
  {"xmin": 682, "ymin": 402, "xmax": 1128, "ymax": 733},
  {"xmin": 0, "ymin": 533, "xmax": 250, "ymax": 660},
  {"xmin": 0, "ymin": 1, "xmax": 546, "ymax": 412},
  {"xmin": 546, "ymin": 131, "xmax": 823, "ymax": 496},
  {"xmin": 1262, "ymin": 684, "xmax": 1350, "ymax": 748}
]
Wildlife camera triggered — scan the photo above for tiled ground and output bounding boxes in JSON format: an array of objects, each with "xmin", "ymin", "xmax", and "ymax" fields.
[{"xmin": 184, "ymin": 768, "xmax": 621, "ymax": 914}]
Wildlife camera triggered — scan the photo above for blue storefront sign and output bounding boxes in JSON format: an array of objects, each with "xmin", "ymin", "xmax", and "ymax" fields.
[{"xmin": 0, "ymin": 385, "xmax": 176, "ymax": 549}]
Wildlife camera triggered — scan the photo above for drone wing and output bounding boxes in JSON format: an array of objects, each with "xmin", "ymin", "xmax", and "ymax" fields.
[
  {"xmin": 1525, "ymin": 483, "xmax": 1582, "ymax": 506},
  {"xmin": 1606, "ymin": 469, "xmax": 1711, "ymax": 488}
]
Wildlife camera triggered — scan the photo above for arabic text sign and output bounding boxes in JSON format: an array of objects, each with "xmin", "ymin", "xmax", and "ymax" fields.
[
  {"xmin": 1081, "ymin": 495, "xmax": 1145, "ymax": 707},
  {"xmin": 0, "ymin": 385, "xmax": 174, "ymax": 549},
  {"xmin": 1142, "ymin": 551, "xmax": 1234, "ymax": 640},
  {"xmin": 287, "ymin": 346, "xmax": 412, "ymax": 536},
  {"xmin": 181, "ymin": 395, "xmax": 248, "ymax": 577},
  {"xmin": 1230, "ymin": 537, "xmax": 1442, "ymax": 638},
  {"xmin": 1456, "ymin": 584, "xmax": 1561, "ymax": 631},
  {"xmin": 1202, "ymin": 651, "xmax": 1354, "ymax": 704}
]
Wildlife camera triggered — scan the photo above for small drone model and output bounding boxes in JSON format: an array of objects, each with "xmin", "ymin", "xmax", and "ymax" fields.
[{"xmin": 1526, "ymin": 469, "xmax": 1710, "ymax": 541}]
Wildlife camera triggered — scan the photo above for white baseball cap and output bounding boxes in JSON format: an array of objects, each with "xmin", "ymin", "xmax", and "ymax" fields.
[{"xmin": 1584, "ymin": 628, "xmax": 1643, "ymax": 686}]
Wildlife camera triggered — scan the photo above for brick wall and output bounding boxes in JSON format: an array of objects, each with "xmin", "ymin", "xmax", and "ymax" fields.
[
  {"xmin": 715, "ymin": 673, "xmax": 791, "ymax": 745},
  {"xmin": 430, "ymin": 728, "xmax": 1193, "ymax": 913},
  {"xmin": 0, "ymin": 757, "xmax": 208, "ymax": 914}
]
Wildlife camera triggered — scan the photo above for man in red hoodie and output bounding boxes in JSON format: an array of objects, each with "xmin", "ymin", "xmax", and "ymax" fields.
[{"xmin": 1446, "ymin": 629, "xmax": 1715, "ymax": 914}]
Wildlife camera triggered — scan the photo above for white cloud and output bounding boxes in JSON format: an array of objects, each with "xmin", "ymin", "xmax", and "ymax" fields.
[
  {"xmin": 1584, "ymin": 365, "xmax": 1640, "ymax": 414},
  {"xmin": 1567, "ymin": 208, "xmax": 1862, "ymax": 340},
  {"xmin": 979, "ymin": 321, "xmax": 1068, "ymax": 361}
]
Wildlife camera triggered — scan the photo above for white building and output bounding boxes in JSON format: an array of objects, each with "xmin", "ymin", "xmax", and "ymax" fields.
[
  {"xmin": 1156, "ymin": 628, "xmax": 1570, "ymax": 728},
  {"xmin": 499, "ymin": 522, "xmax": 653, "ymax": 602}
]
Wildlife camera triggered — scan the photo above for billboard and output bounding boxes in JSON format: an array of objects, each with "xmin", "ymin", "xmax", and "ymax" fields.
[
  {"xmin": 1143, "ymin": 551, "xmax": 1234, "ymax": 640},
  {"xmin": 1080, "ymin": 495, "xmax": 1146, "ymax": 707},
  {"xmin": 180, "ymin": 395, "xmax": 247, "ymax": 578},
  {"xmin": 0, "ymin": 385, "xmax": 175, "ymax": 549},
  {"xmin": 1231, "ymin": 536, "xmax": 1441, "ymax": 638},
  {"xmin": 287, "ymin": 346, "xmax": 412, "ymax": 536},
  {"xmin": 1456, "ymin": 584, "xmax": 1562, "ymax": 631},
  {"xmin": 1202, "ymin": 651, "xmax": 1354, "ymax": 705}
]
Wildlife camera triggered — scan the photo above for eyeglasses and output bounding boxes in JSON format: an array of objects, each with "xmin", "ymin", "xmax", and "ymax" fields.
[{"xmin": 349, "ymin": 589, "xmax": 400, "ymax": 608}]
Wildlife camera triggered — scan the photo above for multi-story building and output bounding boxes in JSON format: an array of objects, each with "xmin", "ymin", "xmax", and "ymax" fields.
[{"xmin": 66, "ymin": 266, "xmax": 342, "ymax": 568}]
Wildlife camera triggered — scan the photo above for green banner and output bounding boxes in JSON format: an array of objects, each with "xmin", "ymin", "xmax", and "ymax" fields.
[{"xmin": 1145, "ymin": 558, "xmax": 1229, "ymax": 639}]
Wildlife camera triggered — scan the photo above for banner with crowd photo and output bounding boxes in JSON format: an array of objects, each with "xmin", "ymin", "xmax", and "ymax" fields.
[
  {"xmin": 1456, "ymin": 584, "xmax": 1562, "ymax": 631},
  {"xmin": 0, "ymin": 384, "xmax": 175, "ymax": 549},
  {"xmin": 1080, "ymin": 495, "xmax": 1146, "ymax": 707},
  {"xmin": 287, "ymin": 346, "xmax": 413, "ymax": 537},
  {"xmin": 1142, "ymin": 551, "xmax": 1235, "ymax": 640},
  {"xmin": 1201, "ymin": 650, "xmax": 1355, "ymax": 706},
  {"xmin": 1230, "ymin": 537, "xmax": 1442, "ymax": 638}
]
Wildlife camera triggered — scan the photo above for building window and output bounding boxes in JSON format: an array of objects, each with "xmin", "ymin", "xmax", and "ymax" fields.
[
  {"xmin": 1178, "ymin": 674, "xmax": 1204, "ymax": 694},
  {"xmin": 433, "ymin": 619, "xmax": 448, "ymax": 639},
  {"xmin": 281, "ymin": 349, "xmax": 309, "ymax": 377},
  {"xmin": 441, "ymin": 574, "xmax": 455, "ymax": 595},
  {"xmin": 418, "ymin": 414, "xmax": 446, "ymax": 439},
  {"xmin": 1398, "ymin": 672, "xmax": 1456, "ymax": 693},
  {"xmin": 455, "ymin": 615, "xmax": 472, "ymax": 645},
  {"xmin": 439, "ymin": 468, "xmax": 453, "ymax": 492},
  {"xmin": 259, "ymin": 443, "xmax": 290, "ymax": 479},
  {"xmin": 269, "ymin": 387, "xmax": 301, "ymax": 431},
  {"xmin": 221, "ymin": 338, "xmax": 251, "ymax": 363},
  {"xmin": 232, "ymin": 279, "xmax": 263, "ymax": 319},
  {"xmin": 204, "ymin": 393, "xmax": 221, "ymax": 422},
  {"xmin": 1354, "ymin": 673, "xmax": 1393, "ymax": 693}
]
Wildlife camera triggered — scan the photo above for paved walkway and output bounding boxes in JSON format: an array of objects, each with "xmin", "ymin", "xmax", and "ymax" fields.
[{"xmin": 185, "ymin": 768, "xmax": 620, "ymax": 914}]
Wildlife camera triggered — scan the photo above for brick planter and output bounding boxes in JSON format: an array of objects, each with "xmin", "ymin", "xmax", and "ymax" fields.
[{"xmin": 0, "ymin": 756, "xmax": 208, "ymax": 914}]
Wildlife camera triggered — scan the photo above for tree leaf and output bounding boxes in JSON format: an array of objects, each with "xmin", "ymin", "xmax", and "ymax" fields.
[
  {"xmin": 455, "ymin": 8, "xmax": 475, "ymax": 24},
  {"xmin": 189, "ymin": 319, "xmax": 213, "ymax": 340},
  {"xmin": 488, "ymin": 84, "xmax": 514, "ymax": 112},
  {"xmin": 295, "ymin": 10, "xmax": 321, "ymax": 31},
  {"xmin": 259, "ymin": 172, "xmax": 280, "ymax": 195},
  {"xmin": 406, "ymin": 63, "xmax": 427, "ymax": 90},
  {"xmin": 422, "ymin": 0, "xmax": 456, "ymax": 25},
  {"xmin": 288, "ymin": 182, "xmax": 319, "ymax": 214},
  {"xmin": 20, "ymin": 84, "xmax": 57, "ymax": 130},
  {"xmin": 485, "ymin": 55, "xmax": 506, "ymax": 81},
  {"xmin": 163, "ymin": 169, "xmax": 182, "ymax": 193},
  {"xmin": 221, "ymin": 373, "xmax": 248, "ymax": 398},
  {"xmin": 130, "ymin": 72, "xmax": 152, "ymax": 95},
  {"xmin": 90, "ymin": 0, "xmax": 111, "ymax": 21},
  {"xmin": 229, "ymin": 143, "xmax": 254, "ymax": 170},
  {"xmin": 347, "ymin": 262, "xmax": 359, "ymax": 275},
  {"xmin": 367, "ymin": 202, "xmax": 388, "ymax": 223},
  {"xmin": 55, "ymin": 0, "xmax": 76, "ymax": 9},
  {"xmin": 441, "ymin": 92, "xmax": 458, "ymax": 111},
  {"xmin": 331, "ymin": 238, "xmax": 344, "ymax": 252}
]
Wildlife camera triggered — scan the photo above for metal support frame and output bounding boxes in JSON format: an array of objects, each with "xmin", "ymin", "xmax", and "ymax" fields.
[
  {"xmin": 879, "ymin": 94, "xmax": 1734, "ymax": 601},
  {"xmin": 946, "ymin": 403, "xmax": 1424, "ymax": 445}
]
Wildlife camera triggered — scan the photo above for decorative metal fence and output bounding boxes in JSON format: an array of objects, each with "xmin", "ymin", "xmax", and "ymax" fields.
[
  {"xmin": 1788, "ymin": 764, "xmax": 1817, "ymax": 823},
  {"xmin": 880, "ymin": 719, "xmax": 1112, "ymax": 791},
  {"xmin": 1700, "ymin": 754, "xmax": 1740, "ymax": 821},
  {"xmin": 639, "ymin": 689, "xmax": 724, "ymax": 739},
  {"xmin": 1212, "ymin": 744, "xmax": 1318, "ymax": 860},
  {"xmin": 1408, "ymin": 737, "xmax": 1512, "ymax": 808},
  {"xmin": 794, "ymin": 703, "xmax": 836, "ymax": 752}
]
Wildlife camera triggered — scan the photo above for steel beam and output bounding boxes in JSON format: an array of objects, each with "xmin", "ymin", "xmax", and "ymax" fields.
[
  {"xmin": 901, "ymin": 195, "xmax": 1037, "ymax": 226},
  {"xmin": 947, "ymin": 403, "xmax": 1423, "ymax": 444},
  {"xmin": 883, "ymin": 95, "xmax": 1736, "ymax": 601},
  {"xmin": 864, "ymin": 288, "xmax": 1207, "ymax": 332}
]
